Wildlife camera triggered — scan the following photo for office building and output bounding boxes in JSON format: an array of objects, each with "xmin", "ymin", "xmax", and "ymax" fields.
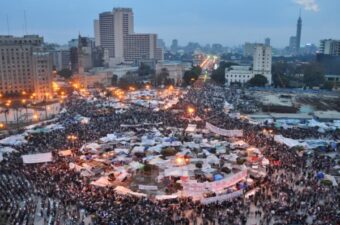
[
  {"xmin": 171, "ymin": 39, "xmax": 179, "ymax": 52},
  {"xmin": 226, "ymin": 44, "xmax": 272, "ymax": 85},
  {"xmin": 97, "ymin": 8, "xmax": 162, "ymax": 64},
  {"xmin": 319, "ymin": 39, "xmax": 340, "ymax": 56},
  {"xmin": 0, "ymin": 35, "xmax": 53, "ymax": 99},
  {"xmin": 52, "ymin": 50, "xmax": 70, "ymax": 71},
  {"xmin": 253, "ymin": 44, "xmax": 272, "ymax": 84},
  {"xmin": 94, "ymin": 19, "xmax": 101, "ymax": 47},
  {"xmin": 225, "ymin": 66, "xmax": 253, "ymax": 85}
]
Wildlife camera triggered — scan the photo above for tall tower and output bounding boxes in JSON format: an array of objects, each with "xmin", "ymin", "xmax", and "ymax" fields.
[{"xmin": 296, "ymin": 10, "xmax": 302, "ymax": 53}]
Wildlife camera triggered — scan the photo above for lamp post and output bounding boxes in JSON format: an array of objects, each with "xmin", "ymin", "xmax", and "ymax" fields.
[{"xmin": 67, "ymin": 134, "xmax": 78, "ymax": 149}]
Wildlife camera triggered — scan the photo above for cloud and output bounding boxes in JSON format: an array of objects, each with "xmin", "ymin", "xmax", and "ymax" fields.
[{"xmin": 294, "ymin": 0, "xmax": 319, "ymax": 12}]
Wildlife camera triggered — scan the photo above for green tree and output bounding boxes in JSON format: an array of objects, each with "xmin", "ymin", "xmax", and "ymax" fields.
[
  {"xmin": 212, "ymin": 61, "xmax": 238, "ymax": 84},
  {"xmin": 138, "ymin": 63, "xmax": 153, "ymax": 76},
  {"xmin": 248, "ymin": 74, "xmax": 268, "ymax": 87},
  {"xmin": 111, "ymin": 74, "xmax": 118, "ymax": 86},
  {"xmin": 322, "ymin": 81, "xmax": 334, "ymax": 90},
  {"xmin": 57, "ymin": 68, "xmax": 73, "ymax": 79},
  {"xmin": 183, "ymin": 66, "xmax": 201, "ymax": 85},
  {"xmin": 303, "ymin": 63, "xmax": 325, "ymax": 88}
]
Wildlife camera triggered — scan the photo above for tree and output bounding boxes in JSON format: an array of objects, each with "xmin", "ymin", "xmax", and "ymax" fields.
[
  {"xmin": 322, "ymin": 81, "xmax": 334, "ymax": 90},
  {"xmin": 111, "ymin": 74, "xmax": 118, "ymax": 86},
  {"xmin": 211, "ymin": 61, "xmax": 238, "ymax": 84},
  {"xmin": 303, "ymin": 63, "xmax": 325, "ymax": 88},
  {"xmin": 57, "ymin": 69, "xmax": 73, "ymax": 79},
  {"xmin": 183, "ymin": 66, "xmax": 201, "ymax": 85},
  {"xmin": 248, "ymin": 74, "xmax": 268, "ymax": 87},
  {"xmin": 138, "ymin": 63, "xmax": 153, "ymax": 77}
]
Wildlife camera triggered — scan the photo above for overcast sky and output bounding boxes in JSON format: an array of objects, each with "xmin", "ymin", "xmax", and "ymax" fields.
[{"xmin": 0, "ymin": 0, "xmax": 339, "ymax": 47}]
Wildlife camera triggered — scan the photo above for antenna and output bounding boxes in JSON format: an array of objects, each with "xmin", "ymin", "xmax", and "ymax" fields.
[
  {"xmin": 299, "ymin": 8, "xmax": 301, "ymax": 18},
  {"xmin": 6, "ymin": 15, "xmax": 10, "ymax": 35},
  {"xmin": 24, "ymin": 10, "xmax": 28, "ymax": 34}
]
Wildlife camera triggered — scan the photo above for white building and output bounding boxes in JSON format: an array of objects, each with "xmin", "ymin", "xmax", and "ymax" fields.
[
  {"xmin": 320, "ymin": 39, "xmax": 340, "ymax": 56},
  {"xmin": 225, "ymin": 66, "xmax": 253, "ymax": 85},
  {"xmin": 226, "ymin": 44, "xmax": 272, "ymax": 85},
  {"xmin": 253, "ymin": 44, "xmax": 272, "ymax": 84},
  {"xmin": 0, "ymin": 35, "xmax": 53, "ymax": 99}
]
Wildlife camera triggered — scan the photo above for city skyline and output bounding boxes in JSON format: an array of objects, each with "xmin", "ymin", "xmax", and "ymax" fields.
[{"xmin": 0, "ymin": 0, "xmax": 340, "ymax": 48}]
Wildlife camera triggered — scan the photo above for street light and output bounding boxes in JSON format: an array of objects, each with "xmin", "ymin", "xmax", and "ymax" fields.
[
  {"xmin": 187, "ymin": 106, "xmax": 195, "ymax": 115},
  {"xmin": 67, "ymin": 134, "xmax": 78, "ymax": 148},
  {"xmin": 0, "ymin": 123, "xmax": 5, "ymax": 129}
]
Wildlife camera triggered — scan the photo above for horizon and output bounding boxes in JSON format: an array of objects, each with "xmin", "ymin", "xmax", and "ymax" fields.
[{"xmin": 0, "ymin": 0, "xmax": 340, "ymax": 48}]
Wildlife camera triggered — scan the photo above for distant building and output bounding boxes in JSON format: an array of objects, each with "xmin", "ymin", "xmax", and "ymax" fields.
[
  {"xmin": 0, "ymin": 35, "xmax": 53, "ymax": 99},
  {"xmin": 52, "ymin": 50, "xmax": 70, "ymax": 71},
  {"xmin": 253, "ymin": 44, "xmax": 272, "ymax": 84},
  {"xmin": 265, "ymin": 38, "xmax": 271, "ymax": 46},
  {"xmin": 243, "ymin": 42, "xmax": 261, "ymax": 57},
  {"xmin": 289, "ymin": 36, "xmax": 297, "ymax": 53},
  {"xmin": 93, "ymin": 19, "xmax": 101, "ymax": 47},
  {"xmin": 157, "ymin": 39, "xmax": 166, "ymax": 50},
  {"xmin": 226, "ymin": 44, "xmax": 272, "ymax": 85},
  {"xmin": 171, "ymin": 39, "xmax": 178, "ymax": 52},
  {"xmin": 225, "ymin": 65, "xmax": 253, "ymax": 85},
  {"xmin": 96, "ymin": 8, "xmax": 163, "ymax": 64},
  {"xmin": 156, "ymin": 61, "xmax": 191, "ymax": 85},
  {"xmin": 319, "ymin": 39, "xmax": 340, "ymax": 56},
  {"xmin": 296, "ymin": 14, "xmax": 302, "ymax": 53}
]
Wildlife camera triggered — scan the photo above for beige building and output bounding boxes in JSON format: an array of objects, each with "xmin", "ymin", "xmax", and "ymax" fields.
[
  {"xmin": 97, "ymin": 8, "xmax": 163, "ymax": 64},
  {"xmin": 0, "ymin": 35, "xmax": 53, "ymax": 99}
]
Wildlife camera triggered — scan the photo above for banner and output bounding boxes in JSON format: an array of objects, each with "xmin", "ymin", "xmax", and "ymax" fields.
[
  {"xmin": 182, "ymin": 170, "xmax": 247, "ymax": 193},
  {"xmin": 201, "ymin": 190, "xmax": 243, "ymax": 205},
  {"xmin": 139, "ymin": 185, "xmax": 158, "ymax": 191},
  {"xmin": 205, "ymin": 122, "xmax": 243, "ymax": 137}
]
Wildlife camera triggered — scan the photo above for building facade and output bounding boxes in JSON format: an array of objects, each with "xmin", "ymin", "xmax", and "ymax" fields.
[
  {"xmin": 226, "ymin": 44, "xmax": 272, "ymax": 85},
  {"xmin": 52, "ymin": 50, "xmax": 70, "ymax": 71},
  {"xmin": 97, "ymin": 8, "xmax": 162, "ymax": 64},
  {"xmin": 0, "ymin": 35, "xmax": 53, "ymax": 99},
  {"xmin": 225, "ymin": 66, "xmax": 253, "ymax": 85},
  {"xmin": 319, "ymin": 39, "xmax": 340, "ymax": 56}
]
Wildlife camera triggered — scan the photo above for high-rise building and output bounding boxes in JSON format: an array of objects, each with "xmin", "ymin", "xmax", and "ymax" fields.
[
  {"xmin": 253, "ymin": 44, "xmax": 272, "ymax": 84},
  {"xmin": 296, "ymin": 14, "xmax": 302, "ymax": 53},
  {"xmin": 319, "ymin": 39, "xmax": 340, "ymax": 56},
  {"xmin": 0, "ymin": 35, "xmax": 53, "ymax": 99},
  {"xmin": 171, "ymin": 39, "xmax": 178, "ymax": 52},
  {"xmin": 97, "ymin": 8, "xmax": 162, "ymax": 64},
  {"xmin": 94, "ymin": 19, "xmax": 101, "ymax": 47}
]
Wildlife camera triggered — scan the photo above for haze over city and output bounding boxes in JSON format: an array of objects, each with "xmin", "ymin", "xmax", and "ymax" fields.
[{"xmin": 1, "ymin": 0, "xmax": 340, "ymax": 47}]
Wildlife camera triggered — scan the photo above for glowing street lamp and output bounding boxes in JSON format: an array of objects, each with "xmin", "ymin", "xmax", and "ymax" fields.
[
  {"xmin": 33, "ymin": 113, "xmax": 39, "ymax": 121},
  {"xmin": 187, "ymin": 106, "xmax": 195, "ymax": 115},
  {"xmin": 0, "ymin": 123, "xmax": 5, "ymax": 129}
]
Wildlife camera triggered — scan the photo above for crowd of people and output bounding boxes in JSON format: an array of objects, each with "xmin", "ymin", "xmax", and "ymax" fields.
[{"xmin": 0, "ymin": 82, "xmax": 339, "ymax": 225}]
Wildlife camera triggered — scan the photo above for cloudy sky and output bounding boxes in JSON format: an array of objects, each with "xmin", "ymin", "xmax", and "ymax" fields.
[{"xmin": 0, "ymin": 0, "xmax": 339, "ymax": 47}]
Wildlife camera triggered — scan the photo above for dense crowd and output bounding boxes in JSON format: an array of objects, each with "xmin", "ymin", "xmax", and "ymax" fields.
[{"xmin": 0, "ymin": 83, "xmax": 339, "ymax": 225}]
